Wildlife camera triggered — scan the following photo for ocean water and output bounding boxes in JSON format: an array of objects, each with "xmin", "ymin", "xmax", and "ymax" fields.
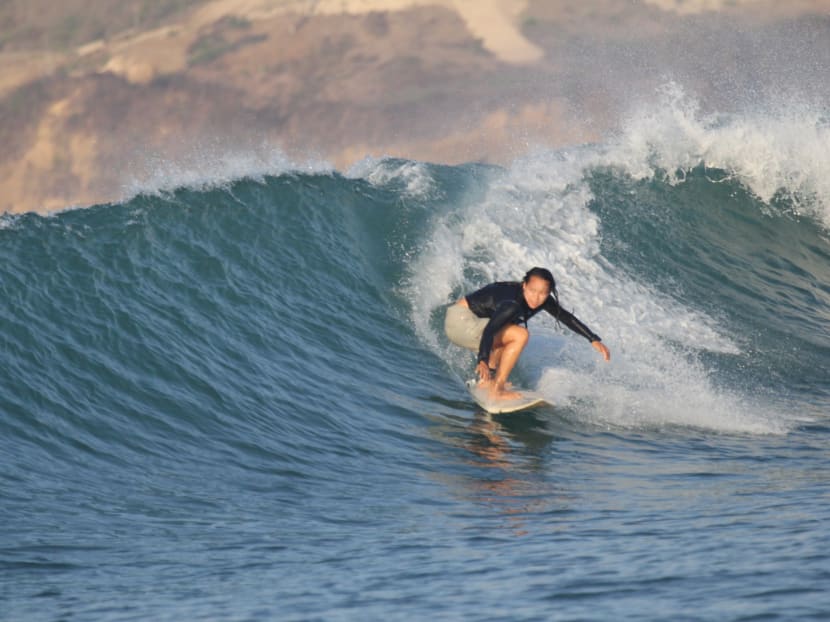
[{"xmin": 2, "ymin": 88, "xmax": 830, "ymax": 621}]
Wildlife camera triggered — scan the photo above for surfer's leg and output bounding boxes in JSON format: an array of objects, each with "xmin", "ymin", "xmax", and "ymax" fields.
[
  {"xmin": 485, "ymin": 347, "xmax": 509, "ymax": 388},
  {"xmin": 489, "ymin": 325, "xmax": 528, "ymax": 396},
  {"xmin": 488, "ymin": 345, "xmax": 503, "ymax": 371}
]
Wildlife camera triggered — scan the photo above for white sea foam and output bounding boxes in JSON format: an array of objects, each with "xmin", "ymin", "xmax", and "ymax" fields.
[
  {"xmin": 347, "ymin": 156, "xmax": 439, "ymax": 200},
  {"xmin": 120, "ymin": 142, "xmax": 332, "ymax": 200},
  {"xmin": 612, "ymin": 82, "xmax": 830, "ymax": 226}
]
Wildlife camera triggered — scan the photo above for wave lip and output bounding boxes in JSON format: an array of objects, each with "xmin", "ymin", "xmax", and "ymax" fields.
[
  {"xmin": 614, "ymin": 82, "xmax": 830, "ymax": 227},
  {"xmin": 119, "ymin": 144, "xmax": 333, "ymax": 201}
]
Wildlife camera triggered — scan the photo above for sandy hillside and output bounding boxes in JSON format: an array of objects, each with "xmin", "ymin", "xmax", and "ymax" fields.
[{"xmin": 0, "ymin": 0, "xmax": 827, "ymax": 213}]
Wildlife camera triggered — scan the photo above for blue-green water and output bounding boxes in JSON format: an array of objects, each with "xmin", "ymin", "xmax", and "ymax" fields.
[{"xmin": 2, "ymin": 96, "xmax": 830, "ymax": 620}]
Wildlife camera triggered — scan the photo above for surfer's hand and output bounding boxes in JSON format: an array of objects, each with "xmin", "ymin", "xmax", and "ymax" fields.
[
  {"xmin": 476, "ymin": 361, "xmax": 491, "ymax": 383},
  {"xmin": 592, "ymin": 340, "xmax": 611, "ymax": 362}
]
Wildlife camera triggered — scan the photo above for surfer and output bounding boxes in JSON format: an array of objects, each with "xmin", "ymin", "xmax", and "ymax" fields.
[{"xmin": 445, "ymin": 267, "xmax": 610, "ymax": 399}]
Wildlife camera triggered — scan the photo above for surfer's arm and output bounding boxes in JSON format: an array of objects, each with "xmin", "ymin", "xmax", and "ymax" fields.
[
  {"xmin": 558, "ymin": 308, "xmax": 601, "ymax": 342},
  {"xmin": 476, "ymin": 301, "xmax": 520, "ymax": 364},
  {"xmin": 544, "ymin": 298, "xmax": 610, "ymax": 361}
]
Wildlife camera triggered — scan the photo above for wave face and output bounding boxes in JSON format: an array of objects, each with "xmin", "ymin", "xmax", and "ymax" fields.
[{"xmin": 3, "ymin": 90, "xmax": 830, "ymax": 620}]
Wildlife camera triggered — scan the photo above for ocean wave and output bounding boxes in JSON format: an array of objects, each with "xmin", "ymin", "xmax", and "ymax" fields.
[
  {"xmin": 611, "ymin": 82, "xmax": 830, "ymax": 226},
  {"xmin": 1, "ymin": 87, "xmax": 827, "ymax": 454}
]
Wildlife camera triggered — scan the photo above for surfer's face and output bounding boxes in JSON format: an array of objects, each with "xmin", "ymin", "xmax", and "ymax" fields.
[{"xmin": 522, "ymin": 276, "xmax": 551, "ymax": 309}]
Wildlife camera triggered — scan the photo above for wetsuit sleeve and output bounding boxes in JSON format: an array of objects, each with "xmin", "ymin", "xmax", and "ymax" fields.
[
  {"xmin": 543, "ymin": 297, "xmax": 602, "ymax": 343},
  {"xmin": 477, "ymin": 300, "xmax": 522, "ymax": 364}
]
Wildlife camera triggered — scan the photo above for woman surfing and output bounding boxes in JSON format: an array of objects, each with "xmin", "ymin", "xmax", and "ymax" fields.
[{"xmin": 445, "ymin": 267, "xmax": 610, "ymax": 399}]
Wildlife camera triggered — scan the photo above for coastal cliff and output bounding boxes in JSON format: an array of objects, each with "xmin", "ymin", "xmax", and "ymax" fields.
[{"xmin": 0, "ymin": 0, "xmax": 826, "ymax": 213}]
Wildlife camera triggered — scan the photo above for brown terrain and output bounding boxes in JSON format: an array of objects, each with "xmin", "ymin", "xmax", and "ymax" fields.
[{"xmin": 1, "ymin": 0, "xmax": 828, "ymax": 213}]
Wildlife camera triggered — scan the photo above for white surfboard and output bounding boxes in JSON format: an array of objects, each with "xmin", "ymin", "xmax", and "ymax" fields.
[{"xmin": 465, "ymin": 379, "xmax": 550, "ymax": 414}]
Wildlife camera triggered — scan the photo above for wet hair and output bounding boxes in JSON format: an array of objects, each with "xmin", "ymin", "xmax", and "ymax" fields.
[
  {"xmin": 523, "ymin": 267, "xmax": 561, "ymax": 320},
  {"xmin": 523, "ymin": 267, "xmax": 555, "ymax": 290}
]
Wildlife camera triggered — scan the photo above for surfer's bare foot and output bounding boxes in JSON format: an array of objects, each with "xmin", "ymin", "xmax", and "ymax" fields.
[
  {"xmin": 489, "ymin": 386, "xmax": 521, "ymax": 400},
  {"xmin": 476, "ymin": 362, "xmax": 515, "ymax": 389},
  {"xmin": 478, "ymin": 377, "xmax": 512, "ymax": 390}
]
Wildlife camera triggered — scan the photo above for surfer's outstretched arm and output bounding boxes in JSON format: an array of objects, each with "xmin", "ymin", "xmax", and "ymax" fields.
[{"xmin": 544, "ymin": 298, "xmax": 610, "ymax": 361}]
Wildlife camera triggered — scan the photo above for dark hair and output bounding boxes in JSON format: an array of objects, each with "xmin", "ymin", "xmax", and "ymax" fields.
[
  {"xmin": 523, "ymin": 267, "xmax": 555, "ymax": 290},
  {"xmin": 523, "ymin": 267, "xmax": 561, "ymax": 320}
]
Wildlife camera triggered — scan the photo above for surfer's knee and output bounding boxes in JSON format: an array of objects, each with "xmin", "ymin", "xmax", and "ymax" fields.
[{"xmin": 506, "ymin": 324, "xmax": 529, "ymax": 346}]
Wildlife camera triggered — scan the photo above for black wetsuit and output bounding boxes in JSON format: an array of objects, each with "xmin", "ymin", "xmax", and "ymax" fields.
[{"xmin": 465, "ymin": 281, "xmax": 601, "ymax": 364}]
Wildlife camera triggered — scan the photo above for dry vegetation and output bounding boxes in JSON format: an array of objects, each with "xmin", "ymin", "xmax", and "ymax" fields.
[{"xmin": 0, "ymin": 0, "xmax": 827, "ymax": 212}]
